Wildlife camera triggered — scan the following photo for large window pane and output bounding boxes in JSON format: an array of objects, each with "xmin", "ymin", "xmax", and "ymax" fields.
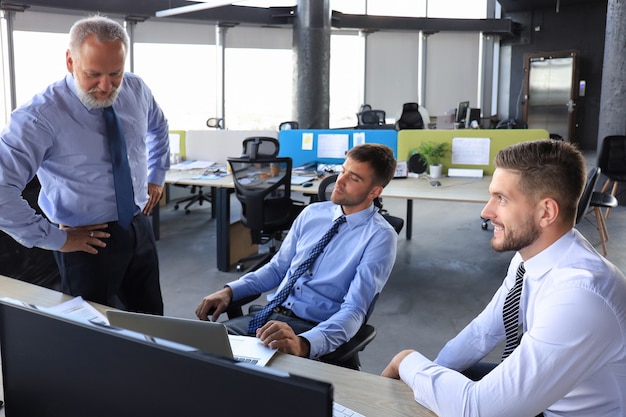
[
  {"xmin": 225, "ymin": 48, "xmax": 291, "ymax": 130},
  {"xmin": 13, "ymin": 31, "xmax": 67, "ymax": 108},
  {"xmin": 330, "ymin": 32, "xmax": 364, "ymax": 128},
  {"xmin": 134, "ymin": 43, "xmax": 216, "ymax": 130}
]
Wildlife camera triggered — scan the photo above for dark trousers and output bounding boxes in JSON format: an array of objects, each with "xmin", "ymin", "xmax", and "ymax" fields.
[
  {"xmin": 462, "ymin": 362, "xmax": 544, "ymax": 417},
  {"xmin": 53, "ymin": 214, "xmax": 163, "ymax": 315},
  {"xmin": 224, "ymin": 310, "xmax": 317, "ymax": 336}
]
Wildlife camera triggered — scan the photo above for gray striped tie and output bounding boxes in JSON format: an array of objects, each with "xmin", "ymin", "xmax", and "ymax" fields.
[{"xmin": 502, "ymin": 262, "xmax": 525, "ymax": 360}]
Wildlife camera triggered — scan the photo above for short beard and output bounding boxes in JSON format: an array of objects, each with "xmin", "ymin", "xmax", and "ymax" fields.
[
  {"xmin": 491, "ymin": 214, "xmax": 540, "ymax": 253},
  {"xmin": 74, "ymin": 76, "xmax": 121, "ymax": 109}
]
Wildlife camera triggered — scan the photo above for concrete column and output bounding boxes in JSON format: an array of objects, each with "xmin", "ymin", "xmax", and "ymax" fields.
[
  {"xmin": 597, "ymin": 0, "xmax": 626, "ymax": 148},
  {"xmin": 292, "ymin": 0, "xmax": 331, "ymax": 129}
]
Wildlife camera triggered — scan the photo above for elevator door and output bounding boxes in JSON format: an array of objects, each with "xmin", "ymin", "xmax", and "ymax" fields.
[{"xmin": 522, "ymin": 50, "xmax": 579, "ymax": 142}]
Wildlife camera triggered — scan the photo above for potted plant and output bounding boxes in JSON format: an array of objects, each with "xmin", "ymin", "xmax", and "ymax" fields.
[{"xmin": 417, "ymin": 141, "xmax": 448, "ymax": 178}]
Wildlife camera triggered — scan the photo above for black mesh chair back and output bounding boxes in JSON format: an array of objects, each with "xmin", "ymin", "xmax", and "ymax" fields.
[
  {"xmin": 598, "ymin": 135, "xmax": 626, "ymax": 181},
  {"xmin": 278, "ymin": 121, "xmax": 299, "ymax": 130},
  {"xmin": 495, "ymin": 119, "xmax": 528, "ymax": 129},
  {"xmin": 576, "ymin": 167, "xmax": 600, "ymax": 225},
  {"xmin": 395, "ymin": 102, "xmax": 424, "ymax": 130},
  {"xmin": 241, "ymin": 137, "xmax": 279, "ymax": 160},
  {"xmin": 359, "ymin": 110, "xmax": 386, "ymax": 126},
  {"xmin": 228, "ymin": 156, "xmax": 299, "ymax": 244}
]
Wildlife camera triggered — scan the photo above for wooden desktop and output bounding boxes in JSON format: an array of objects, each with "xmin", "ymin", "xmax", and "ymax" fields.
[{"xmin": 0, "ymin": 275, "xmax": 436, "ymax": 417}]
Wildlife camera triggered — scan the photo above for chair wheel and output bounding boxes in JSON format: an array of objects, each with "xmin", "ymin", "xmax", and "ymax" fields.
[
  {"xmin": 236, "ymin": 263, "xmax": 244, "ymax": 272},
  {"xmin": 174, "ymin": 204, "xmax": 179, "ymax": 210},
  {"xmin": 185, "ymin": 209, "xmax": 191, "ymax": 215}
]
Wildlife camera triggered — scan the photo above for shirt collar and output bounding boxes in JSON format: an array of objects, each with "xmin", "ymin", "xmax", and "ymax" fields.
[
  {"xmin": 334, "ymin": 203, "xmax": 377, "ymax": 227},
  {"xmin": 522, "ymin": 229, "xmax": 577, "ymax": 281}
]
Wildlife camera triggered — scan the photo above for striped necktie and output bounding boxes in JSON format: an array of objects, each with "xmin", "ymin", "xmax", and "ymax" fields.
[
  {"xmin": 104, "ymin": 106, "xmax": 135, "ymax": 229},
  {"xmin": 247, "ymin": 215, "xmax": 347, "ymax": 333},
  {"xmin": 502, "ymin": 262, "xmax": 525, "ymax": 360}
]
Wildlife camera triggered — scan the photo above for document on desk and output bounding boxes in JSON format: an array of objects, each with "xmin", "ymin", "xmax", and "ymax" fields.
[
  {"xmin": 0, "ymin": 296, "xmax": 108, "ymax": 325},
  {"xmin": 170, "ymin": 160, "xmax": 216, "ymax": 170}
]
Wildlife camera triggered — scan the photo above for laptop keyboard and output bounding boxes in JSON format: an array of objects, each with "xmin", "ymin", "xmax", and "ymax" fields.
[
  {"xmin": 333, "ymin": 401, "xmax": 365, "ymax": 417},
  {"xmin": 234, "ymin": 356, "xmax": 259, "ymax": 365}
]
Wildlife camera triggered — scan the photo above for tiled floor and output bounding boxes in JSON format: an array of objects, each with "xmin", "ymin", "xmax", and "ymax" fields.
[{"xmin": 157, "ymin": 181, "xmax": 626, "ymax": 375}]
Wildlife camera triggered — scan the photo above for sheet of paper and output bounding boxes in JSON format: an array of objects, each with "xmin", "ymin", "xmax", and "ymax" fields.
[
  {"xmin": 353, "ymin": 132, "xmax": 365, "ymax": 146},
  {"xmin": 170, "ymin": 160, "xmax": 215, "ymax": 170},
  {"xmin": 451, "ymin": 137, "xmax": 491, "ymax": 165},
  {"xmin": 317, "ymin": 133, "xmax": 349, "ymax": 159},
  {"xmin": 302, "ymin": 132, "xmax": 314, "ymax": 150},
  {"xmin": 45, "ymin": 296, "xmax": 109, "ymax": 325}
]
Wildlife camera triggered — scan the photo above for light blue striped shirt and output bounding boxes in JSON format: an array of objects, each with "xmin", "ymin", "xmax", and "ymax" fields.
[
  {"xmin": 228, "ymin": 201, "xmax": 398, "ymax": 358},
  {"xmin": 0, "ymin": 73, "xmax": 169, "ymax": 250}
]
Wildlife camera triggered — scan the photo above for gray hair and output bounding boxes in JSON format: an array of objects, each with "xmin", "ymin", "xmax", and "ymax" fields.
[{"xmin": 69, "ymin": 15, "xmax": 129, "ymax": 55}]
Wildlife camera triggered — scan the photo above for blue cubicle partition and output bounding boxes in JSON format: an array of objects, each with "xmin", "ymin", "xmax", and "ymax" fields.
[{"xmin": 278, "ymin": 129, "xmax": 398, "ymax": 167}]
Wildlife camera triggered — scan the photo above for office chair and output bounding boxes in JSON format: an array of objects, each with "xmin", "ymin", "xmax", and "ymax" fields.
[
  {"xmin": 357, "ymin": 110, "xmax": 386, "ymax": 128},
  {"xmin": 597, "ymin": 135, "xmax": 626, "ymax": 219},
  {"xmin": 495, "ymin": 119, "xmax": 528, "ymax": 129},
  {"xmin": 575, "ymin": 167, "xmax": 618, "ymax": 256},
  {"xmin": 227, "ymin": 155, "xmax": 304, "ymax": 272},
  {"xmin": 317, "ymin": 174, "xmax": 404, "ymax": 234},
  {"xmin": 279, "ymin": 121, "xmax": 299, "ymax": 130},
  {"xmin": 173, "ymin": 184, "xmax": 212, "ymax": 215},
  {"xmin": 206, "ymin": 117, "xmax": 224, "ymax": 129},
  {"xmin": 241, "ymin": 136, "xmax": 279, "ymax": 159},
  {"xmin": 395, "ymin": 102, "xmax": 424, "ymax": 130}
]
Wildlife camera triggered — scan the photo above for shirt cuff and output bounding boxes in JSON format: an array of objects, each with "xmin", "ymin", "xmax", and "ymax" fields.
[{"xmin": 399, "ymin": 351, "xmax": 432, "ymax": 383}]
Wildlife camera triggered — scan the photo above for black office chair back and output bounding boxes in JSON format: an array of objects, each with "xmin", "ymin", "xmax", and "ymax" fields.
[
  {"xmin": 317, "ymin": 174, "xmax": 404, "ymax": 235},
  {"xmin": 358, "ymin": 110, "xmax": 386, "ymax": 127},
  {"xmin": 241, "ymin": 137, "xmax": 279, "ymax": 160},
  {"xmin": 495, "ymin": 119, "xmax": 528, "ymax": 129},
  {"xmin": 576, "ymin": 167, "xmax": 600, "ymax": 225},
  {"xmin": 228, "ymin": 156, "xmax": 298, "ymax": 244},
  {"xmin": 395, "ymin": 102, "xmax": 424, "ymax": 130},
  {"xmin": 598, "ymin": 135, "xmax": 626, "ymax": 181},
  {"xmin": 279, "ymin": 121, "xmax": 299, "ymax": 130}
]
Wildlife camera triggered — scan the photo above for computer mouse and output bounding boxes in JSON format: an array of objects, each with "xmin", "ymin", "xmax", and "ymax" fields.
[
  {"xmin": 302, "ymin": 182, "xmax": 313, "ymax": 188},
  {"xmin": 430, "ymin": 180, "xmax": 441, "ymax": 187}
]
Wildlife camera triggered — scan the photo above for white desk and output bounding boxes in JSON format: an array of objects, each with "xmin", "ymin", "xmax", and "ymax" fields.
[
  {"xmin": 0, "ymin": 275, "xmax": 436, "ymax": 417},
  {"xmin": 165, "ymin": 170, "xmax": 491, "ymax": 271}
]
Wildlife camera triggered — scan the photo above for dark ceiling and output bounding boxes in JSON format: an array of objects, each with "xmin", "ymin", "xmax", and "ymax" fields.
[{"xmin": 2, "ymin": 0, "xmax": 603, "ymax": 28}]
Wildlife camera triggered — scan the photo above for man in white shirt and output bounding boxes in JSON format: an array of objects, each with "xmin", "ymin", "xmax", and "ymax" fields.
[{"xmin": 382, "ymin": 140, "xmax": 626, "ymax": 417}]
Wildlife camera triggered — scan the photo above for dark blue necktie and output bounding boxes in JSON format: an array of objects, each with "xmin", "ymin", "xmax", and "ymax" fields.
[
  {"xmin": 104, "ymin": 106, "xmax": 135, "ymax": 229},
  {"xmin": 247, "ymin": 215, "xmax": 347, "ymax": 333},
  {"xmin": 502, "ymin": 262, "xmax": 525, "ymax": 360}
]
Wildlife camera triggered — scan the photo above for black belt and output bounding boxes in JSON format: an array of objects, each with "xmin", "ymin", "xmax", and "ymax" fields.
[{"xmin": 273, "ymin": 306, "xmax": 298, "ymax": 318}]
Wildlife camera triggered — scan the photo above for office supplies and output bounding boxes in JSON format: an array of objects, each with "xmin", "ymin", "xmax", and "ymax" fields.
[
  {"xmin": 106, "ymin": 310, "xmax": 277, "ymax": 367},
  {"xmin": 0, "ymin": 299, "xmax": 333, "ymax": 417}
]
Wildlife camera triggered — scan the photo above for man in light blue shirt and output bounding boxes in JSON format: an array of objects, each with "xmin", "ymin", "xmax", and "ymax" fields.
[
  {"xmin": 383, "ymin": 140, "xmax": 626, "ymax": 417},
  {"xmin": 196, "ymin": 144, "xmax": 398, "ymax": 360},
  {"xmin": 0, "ymin": 16, "xmax": 169, "ymax": 314}
]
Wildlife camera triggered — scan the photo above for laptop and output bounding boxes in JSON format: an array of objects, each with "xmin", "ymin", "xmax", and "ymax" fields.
[{"xmin": 106, "ymin": 310, "xmax": 277, "ymax": 367}]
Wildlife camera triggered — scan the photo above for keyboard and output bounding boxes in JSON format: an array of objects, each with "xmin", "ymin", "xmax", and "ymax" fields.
[{"xmin": 333, "ymin": 401, "xmax": 365, "ymax": 417}]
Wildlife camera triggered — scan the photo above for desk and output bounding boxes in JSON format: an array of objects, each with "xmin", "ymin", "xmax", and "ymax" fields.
[
  {"xmin": 0, "ymin": 275, "xmax": 436, "ymax": 417},
  {"xmin": 165, "ymin": 170, "xmax": 491, "ymax": 271}
]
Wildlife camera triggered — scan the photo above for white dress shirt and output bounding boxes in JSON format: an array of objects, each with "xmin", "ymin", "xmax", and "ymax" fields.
[{"xmin": 399, "ymin": 229, "xmax": 626, "ymax": 417}]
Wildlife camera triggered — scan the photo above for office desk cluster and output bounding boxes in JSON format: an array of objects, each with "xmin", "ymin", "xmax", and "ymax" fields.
[
  {"xmin": 0, "ymin": 275, "xmax": 436, "ymax": 417},
  {"xmin": 165, "ymin": 169, "xmax": 491, "ymax": 271}
]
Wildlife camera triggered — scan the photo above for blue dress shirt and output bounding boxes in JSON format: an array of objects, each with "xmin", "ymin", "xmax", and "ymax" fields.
[
  {"xmin": 228, "ymin": 201, "xmax": 398, "ymax": 358},
  {"xmin": 0, "ymin": 73, "xmax": 170, "ymax": 250}
]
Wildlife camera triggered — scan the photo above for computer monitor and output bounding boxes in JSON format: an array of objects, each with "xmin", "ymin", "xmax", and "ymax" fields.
[
  {"xmin": 455, "ymin": 101, "xmax": 470, "ymax": 126},
  {"xmin": 0, "ymin": 301, "xmax": 333, "ymax": 417}
]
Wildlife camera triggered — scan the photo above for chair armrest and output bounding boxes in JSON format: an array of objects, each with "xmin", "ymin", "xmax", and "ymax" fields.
[
  {"xmin": 319, "ymin": 324, "xmax": 376, "ymax": 366},
  {"xmin": 225, "ymin": 293, "xmax": 262, "ymax": 318}
]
